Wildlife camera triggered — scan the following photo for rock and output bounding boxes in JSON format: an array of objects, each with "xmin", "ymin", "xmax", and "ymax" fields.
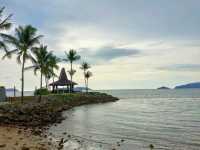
[
  {"xmin": 21, "ymin": 146, "xmax": 30, "ymax": 150},
  {"xmin": 0, "ymin": 144, "xmax": 6, "ymax": 148}
]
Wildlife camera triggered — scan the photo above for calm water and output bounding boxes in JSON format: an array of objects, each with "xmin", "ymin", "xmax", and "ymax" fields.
[{"xmin": 49, "ymin": 89, "xmax": 200, "ymax": 150}]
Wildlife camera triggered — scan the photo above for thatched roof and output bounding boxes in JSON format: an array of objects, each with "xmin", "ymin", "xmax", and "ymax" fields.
[{"xmin": 49, "ymin": 68, "xmax": 77, "ymax": 86}]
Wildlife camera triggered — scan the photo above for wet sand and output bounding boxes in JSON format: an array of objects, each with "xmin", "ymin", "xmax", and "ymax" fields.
[{"xmin": 0, "ymin": 125, "xmax": 55, "ymax": 150}]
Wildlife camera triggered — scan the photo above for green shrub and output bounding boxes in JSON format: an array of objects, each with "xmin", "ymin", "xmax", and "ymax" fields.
[{"xmin": 34, "ymin": 88, "xmax": 50, "ymax": 96}]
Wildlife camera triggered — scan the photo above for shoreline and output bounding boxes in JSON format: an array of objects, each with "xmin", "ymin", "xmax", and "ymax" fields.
[
  {"xmin": 0, "ymin": 125, "xmax": 55, "ymax": 150},
  {"xmin": 0, "ymin": 92, "xmax": 119, "ymax": 149}
]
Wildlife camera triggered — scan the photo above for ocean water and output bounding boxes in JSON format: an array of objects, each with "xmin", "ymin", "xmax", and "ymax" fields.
[
  {"xmin": 48, "ymin": 89, "xmax": 200, "ymax": 150},
  {"xmin": 6, "ymin": 91, "xmax": 34, "ymax": 97}
]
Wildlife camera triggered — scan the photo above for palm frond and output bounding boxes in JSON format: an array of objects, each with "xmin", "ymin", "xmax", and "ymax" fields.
[
  {"xmin": 0, "ymin": 14, "xmax": 12, "ymax": 30},
  {"xmin": 0, "ymin": 33, "xmax": 19, "ymax": 47},
  {"xmin": 2, "ymin": 49, "xmax": 18, "ymax": 60},
  {"xmin": 0, "ymin": 40, "xmax": 8, "ymax": 52},
  {"xmin": 24, "ymin": 65, "xmax": 38, "ymax": 71},
  {"xmin": 28, "ymin": 35, "xmax": 43, "ymax": 47}
]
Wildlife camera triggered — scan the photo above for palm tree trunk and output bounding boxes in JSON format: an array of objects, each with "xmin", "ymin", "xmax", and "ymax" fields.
[
  {"xmin": 21, "ymin": 57, "xmax": 25, "ymax": 103},
  {"xmin": 40, "ymin": 70, "xmax": 43, "ymax": 89},
  {"xmin": 39, "ymin": 70, "xmax": 43, "ymax": 102},
  {"xmin": 70, "ymin": 62, "xmax": 73, "ymax": 92},
  {"xmin": 45, "ymin": 77, "xmax": 48, "ymax": 89},
  {"xmin": 86, "ymin": 78, "xmax": 88, "ymax": 93},
  {"xmin": 84, "ymin": 70, "xmax": 87, "ymax": 92}
]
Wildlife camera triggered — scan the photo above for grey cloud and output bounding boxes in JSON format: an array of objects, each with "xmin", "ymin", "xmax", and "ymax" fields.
[
  {"xmin": 3, "ymin": 0, "xmax": 200, "ymax": 41},
  {"xmin": 79, "ymin": 46, "xmax": 140, "ymax": 64},
  {"xmin": 158, "ymin": 64, "xmax": 200, "ymax": 72}
]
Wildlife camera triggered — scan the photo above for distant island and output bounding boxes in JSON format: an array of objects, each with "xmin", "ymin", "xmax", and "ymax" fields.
[
  {"xmin": 157, "ymin": 86, "xmax": 170, "ymax": 90},
  {"xmin": 175, "ymin": 82, "xmax": 200, "ymax": 89},
  {"xmin": 6, "ymin": 88, "xmax": 19, "ymax": 92},
  {"xmin": 74, "ymin": 87, "xmax": 92, "ymax": 92}
]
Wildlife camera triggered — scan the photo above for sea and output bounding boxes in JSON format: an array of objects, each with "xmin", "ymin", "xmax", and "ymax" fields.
[
  {"xmin": 47, "ymin": 89, "xmax": 200, "ymax": 150},
  {"xmin": 6, "ymin": 89, "xmax": 200, "ymax": 149}
]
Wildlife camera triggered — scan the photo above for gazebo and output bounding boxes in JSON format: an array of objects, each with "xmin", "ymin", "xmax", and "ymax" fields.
[{"xmin": 49, "ymin": 68, "xmax": 77, "ymax": 93}]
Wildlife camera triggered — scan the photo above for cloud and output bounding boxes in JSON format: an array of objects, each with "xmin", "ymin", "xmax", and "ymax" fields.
[
  {"xmin": 78, "ymin": 46, "xmax": 140, "ymax": 64},
  {"xmin": 158, "ymin": 64, "xmax": 200, "ymax": 72}
]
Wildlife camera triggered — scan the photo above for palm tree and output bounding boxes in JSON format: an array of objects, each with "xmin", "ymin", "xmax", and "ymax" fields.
[
  {"xmin": 68, "ymin": 69, "xmax": 76, "ymax": 82},
  {"xmin": 27, "ymin": 45, "xmax": 53, "ymax": 90},
  {"xmin": 85, "ymin": 71, "xmax": 92, "ymax": 93},
  {"xmin": 1, "ymin": 25, "xmax": 43, "ymax": 102},
  {"xmin": 0, "ymin": 7, "xmax": 12, "ymax": 52},
  {"xmin": 149, "ymin": 144, "xmax": 154, "ymax": 150},
  {"xmin": 44, "ymin": 54, "xmax": 59, "ymax": 89},
  {"xmin": 80, "ymin": 62, "xmax": 91, "ymax": 92},
  {"xmin": 63, "ymin": 49, "xmax": 80, "ymax": 92}
]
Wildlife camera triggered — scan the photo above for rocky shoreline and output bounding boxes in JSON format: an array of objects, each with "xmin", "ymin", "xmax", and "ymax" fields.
[
  {"xmin": 0, "ymin": 92, "xmax": 118, "ymax": 127},
  {"xmin": 0, "ymin": 92, "xmax": 119, "ymax": 149}
]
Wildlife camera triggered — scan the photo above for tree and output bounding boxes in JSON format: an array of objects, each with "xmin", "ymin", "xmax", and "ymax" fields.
[
  {"xmin": 0, "ymin": 7, "xmax": 12, "ymax": 52},
  {"xmin": 1, "ymin": 25, "xmax": 43, "ymax": 102},
  {"xmin": 43, "ymin": 54, "xmax": 59, "ymax": 89},
  {"xmin": 85, "ymin": 71, "xmax": 92, "ymax": 93},
  {"xmin": 68, "ymin": 69, "xmax": 76, "ymax": 84},
  {"xmin": 26, "ymin": 45, "xmax": 59, "ymax": 90},
  {"xmin": 149, "ymin": 144, "xmax": 154, "ymax": 150},
  {"xmin": 80, "ymin": 62, "xmax": 91, "ymax": 92},
  {"xmin": 27, "ymin": 45, "xmax": 53, "ymax": 90},
  {"xmin": 63, "ymin": 49, "xmax": 80, "ymax": 92}
]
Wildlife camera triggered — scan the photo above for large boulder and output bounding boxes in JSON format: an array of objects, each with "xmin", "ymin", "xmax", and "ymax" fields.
[{"xmin": 0, "ymin": 86, "xmax": 6, "ymax": 102}]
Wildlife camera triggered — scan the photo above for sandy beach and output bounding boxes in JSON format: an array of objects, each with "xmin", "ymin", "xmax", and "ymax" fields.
[{"xmin": 0, "ymin": 125, "xmax": 54, "ymax": 150}]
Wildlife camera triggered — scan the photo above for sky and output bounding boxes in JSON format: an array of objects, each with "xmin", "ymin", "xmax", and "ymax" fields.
[{"xmin": 0, "ymin": 0, "xmax": 200, "ymax": 90}]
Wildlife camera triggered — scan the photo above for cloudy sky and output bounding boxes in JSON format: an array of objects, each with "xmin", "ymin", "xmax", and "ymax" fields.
[{"xmin": 1, "ymin": 0, "xmax": 200, "ymax": 90}]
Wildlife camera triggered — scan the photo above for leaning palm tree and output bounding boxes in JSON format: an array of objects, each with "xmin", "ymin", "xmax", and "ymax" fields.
[
  {"xmin": 0, "ymin": 7, "xmax": 12, "ymax": 52},
  {"xmin": 1, "ymin": 25, "xmax": 43, "ymax": 102},
  {"xmin": 80, "ymin": 62, "xmax": 91, "ymax": 92},
  {"xmin": 63, "ymin": 49, "xmax": 80, "ymax": 92},
  {"xmin": 85, "ymin": 71, "xmax": 92, "ymax": 93}
]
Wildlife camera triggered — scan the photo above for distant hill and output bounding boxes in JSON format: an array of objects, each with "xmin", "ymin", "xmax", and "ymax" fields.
[
  {"xmin": 157, "ymin": 86, "xmax": 170, "ymax": 90},
  {"xmin": 175, "ymin": 82, "xmax": 200, "ymax": 89},
  {"xmin": 6, "ymin": 88, "xmax": 19, "ymax": 92},
  {"xmin": 74, "ymin": 87, "xmax": 92, "ymax": 92}
]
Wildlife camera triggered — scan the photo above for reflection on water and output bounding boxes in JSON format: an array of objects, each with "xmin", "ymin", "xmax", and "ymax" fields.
[{"xmin": 49, "ymin": 89, "xmax": 200, "ymax": 150}]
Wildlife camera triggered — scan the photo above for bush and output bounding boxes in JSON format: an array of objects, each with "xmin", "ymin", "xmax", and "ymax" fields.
[{"xmin": 34, "ymin": 88, "xmax": 50, "ymax": 96}]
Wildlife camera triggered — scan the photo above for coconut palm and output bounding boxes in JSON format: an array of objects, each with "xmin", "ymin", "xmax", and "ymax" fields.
[
  {"xmin": 28, "ymin": 45, "xmax": 59, "ymax": 89},
  {"xmin": 1, "ymin": 25, "xmax": 43, "ymax": 102},
  {"xmin": 63, "ymin": 49, "xmax": 80, "ymax": 92},
  {"xmin": 0, "ymin": 7, "xmax": 12, "ymax": 52},
  {"xmin": 27, "ymin": 45, "xmax": 53, "ymax": 90},
  {"xmin": 149, "ymin": 144, "xmax": 154, "ymax": 150},
  {"xmin": 68, "ymin": 69, "xmax": 76, "ymax": 81},
  {"xmin": 44, "ymin": 54, "xmax": 59, "ymax": 88},
  {"xmin": 80, "ymin": 62, "xmax": 91, "ymax": 92},
  {"xmin": 85, "ymin": 71, "xmax": 92, "ymax": 93}
]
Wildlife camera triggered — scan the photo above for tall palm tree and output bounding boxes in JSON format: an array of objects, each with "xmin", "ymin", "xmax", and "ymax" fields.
[
  {"xmin": 44, "ymin": 55, "xmax": 59, "ymax": 89},
  {"xmin": 0, "ymin": 7, "xmax": 12, "ymax": 52},
  {"xmin": 63, "ymin": 49, "xmax": 80, "ymax": 92},
  {"xmin": 80, "ymin": 62, "xmax": 91, "ymax": 92},
  {"xmin": 85, "ymin": 71, "xmax": 92, "ymax": 93},
  {"xmin": 1, "ymin": 25, "xmax": 43, "ymax": 102},
  {"xmin": 68, "ymin": 69, "xmax": 76, "ymax": 82},
  {"xmin": 27, "ymin": 45, "xmax": 53, "ymax": 90}
]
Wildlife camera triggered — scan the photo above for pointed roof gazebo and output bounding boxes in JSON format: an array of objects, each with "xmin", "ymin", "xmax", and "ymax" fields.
[{"xmin": 49, "ymin": 68, "xmax": 77, "ymax": 92}]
